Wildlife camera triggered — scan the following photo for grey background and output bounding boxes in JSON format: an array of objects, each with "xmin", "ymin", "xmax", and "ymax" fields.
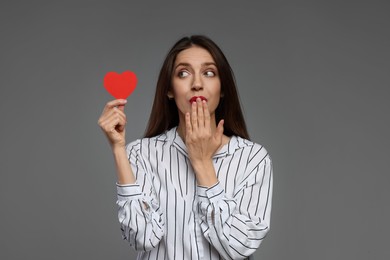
[{"xmin": 1, "ymin": 1, "xmax": 389, "ymax": 259}]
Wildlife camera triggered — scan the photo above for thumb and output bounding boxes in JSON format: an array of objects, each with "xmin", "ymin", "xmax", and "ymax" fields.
[{"xmin": 216, "ymin": 119, "xmax": 224, "ymax": 139}]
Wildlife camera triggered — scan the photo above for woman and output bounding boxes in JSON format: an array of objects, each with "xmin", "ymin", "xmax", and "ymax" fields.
[{"xmin": 98, "ymin": 35, "xmax": 273, "ymax": 260}]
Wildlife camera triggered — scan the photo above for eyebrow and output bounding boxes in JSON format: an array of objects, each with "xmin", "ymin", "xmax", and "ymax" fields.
[{"xmin": 174, "ymin": 62, "xmax": 217, "ymax": 70}]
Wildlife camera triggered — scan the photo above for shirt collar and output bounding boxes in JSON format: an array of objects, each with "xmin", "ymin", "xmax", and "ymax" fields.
[{"xmin": 156, "ymin": 126, "xmax": 246, "ymax": 159}]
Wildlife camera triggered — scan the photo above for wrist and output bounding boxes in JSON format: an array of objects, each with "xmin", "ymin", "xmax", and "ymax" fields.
[
  {"xmin": 112, "ymin": 144, "xmax": 126, "ymax": 155},
  {"xmin": 191, "ymin": 158, "xmax": 213, "ymax": 171},
  {"xmin": 191, "ymin": 159, "xmax": 218, "ymax": 187}
]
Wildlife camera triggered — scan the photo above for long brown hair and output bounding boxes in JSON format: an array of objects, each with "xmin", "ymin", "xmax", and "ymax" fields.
[{"xmin": 144, "ymin": 35, "xmax": 250, "ymax": 140}]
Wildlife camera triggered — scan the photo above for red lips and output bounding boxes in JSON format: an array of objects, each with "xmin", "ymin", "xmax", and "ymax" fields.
[{"xmin": 189, "ymin": 96, "xmax": 207, "ymax": 103}]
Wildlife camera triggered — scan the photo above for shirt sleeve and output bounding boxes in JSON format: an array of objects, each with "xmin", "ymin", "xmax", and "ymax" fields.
[
  {"xmin": 116, "ymin": 139, "xmax": 165, "ymax": 252},
  {"xmin": 197, "ymin": 152, "xmax": 273, "ymax": 259}
]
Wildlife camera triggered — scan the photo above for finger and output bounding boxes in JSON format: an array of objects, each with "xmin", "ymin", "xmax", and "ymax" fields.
[
  {"xmin": 203, "ymin": 100, "xmax": 210, "ymax": 131},
  {"xmin": 99, "ymin": 99, "xmax": 126, "ymax": 125},
  {"xmin": 99, "ymin": 117, "xmax": 116, "ymax": 134},
  {"xmin": 117, "ymin": 105, "xmax": 125, "ymax": 112},
  {"xmin": 104, "ymin": 115, "xmax": 126, "ymax": 133},
  {"xmin": 191, "ymin": 101, "xmax": 198, "ymax": 131},
  {"xmin": 185, "ymin": 112, "xmax": 192, "ymax": 138},
  {"xmin": 100, "ymin": 109, "xmax": 126, "ymax": 131},
  {"xmin": 103, "ymin": 99, "xmax": 127, "ymax": 113},
  {"xmin": 197, "ymin": 98, "xmax": 204, "ymax": 128},
  {"xmin": 103, "ymin": 107, "xmax": 125, "ymax": 121},
  {"xmin": 99, "ymin": 107, "xmax": 126, "ymax": 126},
  {"xmin": 113, "ymin": 107, "xmax": 127, "ymax": 122},
  {"xmin": 113, "ymin": 110, "xmax": 127, "ymax": 131}
]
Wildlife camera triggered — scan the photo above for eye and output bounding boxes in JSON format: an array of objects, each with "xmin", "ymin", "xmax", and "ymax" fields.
[
  {"xmin": 204, "ymin": 70, "xmax": 216, "ymax": 77},
  {"xmin": 178, "ymin": 70, "xmax": 190, "ymax": 78}
]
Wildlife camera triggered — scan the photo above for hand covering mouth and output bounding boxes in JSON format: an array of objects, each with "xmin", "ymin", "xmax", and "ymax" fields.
[{"xmin": 189, "ymin": 96, "xmax": 207, "ymax": 103}]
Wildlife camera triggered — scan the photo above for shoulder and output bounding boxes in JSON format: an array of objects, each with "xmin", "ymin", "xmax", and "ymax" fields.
[
  {"xmin": 235, "ymin": 136, "xmax": 272, "ymax": 165},
  {"xmin": 234, "ymin": 136, "xmax": 270, "ymax": 155}
]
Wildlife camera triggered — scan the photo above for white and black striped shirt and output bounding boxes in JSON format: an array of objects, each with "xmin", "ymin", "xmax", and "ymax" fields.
[{"xmin": 116, "ymin": 126, "xmax": 273, "ymax": 260}]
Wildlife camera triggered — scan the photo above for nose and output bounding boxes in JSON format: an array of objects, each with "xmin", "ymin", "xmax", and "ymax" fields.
[{"xmin": 191, "ymin": 73, "xmax": 203, "ymax": 91}]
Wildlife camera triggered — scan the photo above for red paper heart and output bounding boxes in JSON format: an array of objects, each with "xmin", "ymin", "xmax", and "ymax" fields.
[{"xmin": 103, "ymin": 71, "xmax": 137, "ymax": 99}]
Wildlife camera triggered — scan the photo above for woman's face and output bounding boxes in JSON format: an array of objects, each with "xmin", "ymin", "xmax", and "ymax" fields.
[{"xmin": 169, "ymin": 46, "xmax": 221, "ymax": 122}]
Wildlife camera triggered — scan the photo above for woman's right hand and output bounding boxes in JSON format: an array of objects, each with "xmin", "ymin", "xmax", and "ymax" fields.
[{"xmin": 98, "ymin": 99, "xmax": 128, "ymax": 150}]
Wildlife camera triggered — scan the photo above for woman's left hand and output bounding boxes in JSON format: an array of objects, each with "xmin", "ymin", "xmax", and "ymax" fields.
[{"xmin": 185, "ymin": 98, "xmax": 224, "ymax": 166}]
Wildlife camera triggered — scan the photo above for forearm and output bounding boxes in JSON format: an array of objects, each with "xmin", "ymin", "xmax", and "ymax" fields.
[
  {"xmin": 112, "ymin": 146, "xmax": 136, "ymax": 184},
  {"xmin": 117, "ymin": 188, "xmax": 165, "ymax": 251}
]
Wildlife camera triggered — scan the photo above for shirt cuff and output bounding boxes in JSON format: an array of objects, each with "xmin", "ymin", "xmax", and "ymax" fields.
[
  {"xmin": 197, "ymin": 181, "xmax": 225, "ymax": 203},
  {"xmin": 116, "ymin": 183, "xmax": 143, "ymax": 200}
]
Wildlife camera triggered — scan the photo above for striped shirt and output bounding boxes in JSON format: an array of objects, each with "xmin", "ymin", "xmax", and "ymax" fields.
[{"xmin": 116, "ymin": 126, "xmax": 273, "ymax": 260}]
